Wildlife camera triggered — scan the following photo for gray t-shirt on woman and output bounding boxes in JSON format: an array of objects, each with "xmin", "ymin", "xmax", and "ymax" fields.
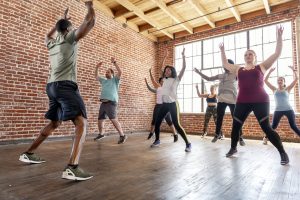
[{"xmin": 210, "ymin": 72, "xmax": 238, "ymax": 104}]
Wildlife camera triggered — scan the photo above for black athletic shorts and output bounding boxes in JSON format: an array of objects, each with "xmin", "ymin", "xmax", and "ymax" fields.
[{"xmin": 45, "ymin": 80, "xmax": 87, "ymax": 121}]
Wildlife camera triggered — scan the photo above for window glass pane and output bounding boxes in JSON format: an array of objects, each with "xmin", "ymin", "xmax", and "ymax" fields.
[
  {"xmin": 263, "ymin": 25, "xmax": 276, "ymax": 43},
  {"xmin": 235, "ymin": 32, "xmax": 247, "ymax": 48},
  {"xmin": 185, "ymin": 57, "xmax": 193, "ymax": 71},
  {"xmin": 214, "ymin": 52, "xmax": 222, "ymax": 67},
  {"xmin": 193, "ymin": 41, "xmax": 201, "ymax": 56},
  {"xmin": 182, "ymin": 71, "xmax": 193, "ymax": 84},
  {"xmin": 277, "ymin": 58, "xmax": 293, "ymax": 75},
  {"xmin": 225, "ymin": 50, "xmax": 235, "ymax": 62},
  {"xmin": 281, "ymin": 40, "xmax": 292, "ymax": 58},
  {"xmin": 183, "ymin": 84, "xmax": 193, "ymax": 98},
  {"xmin": 203, "ymin": 54, "xmax": 213, "ymax": 69},
  {"xmin": 174, "ymin": 21, "xmax": 294, "ymax": 113},
  {"xmin": 185, "ymin": 43, "xmax": 193, "ymax": 57},
  {"xmin": 249, "ymin": 28, "xmax": 262, "ymax": 46},
  {"xmin": 213, "ymin": 36, "xmax": 223, "ymax": 52},
  {"xmin": 193, "ymin": 56, "xmax": 201, "ymax": 69},
  {"xmin": 224, "ymin": 34, "xmax": 235, "ymax": 50},
  {"xmin": 203, "ymin": 39, "xmax": 213, "ymax": 54},
  {"xmin": 263, "ymin": 42, "xmax": 276, "ymax": 61}
]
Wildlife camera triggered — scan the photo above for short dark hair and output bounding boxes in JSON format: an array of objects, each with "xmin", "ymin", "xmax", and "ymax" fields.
[
  {"xmin": 224, "ymin": 59, "xmax": 234, "ymax": 73},
  {"xmin": 109, "ymin": 68, "xmax": 114, "ymax": 76},
  {"xmin": 227, "ymin": 59, "xmax": 234, "ymax": 64},
  {"xmin": 163, "ymin": 65, "xmax": 177, "ymax": 78},
  {"xmin": 55, "ymin": 19, "xmax": 72, "ymax": 33}
]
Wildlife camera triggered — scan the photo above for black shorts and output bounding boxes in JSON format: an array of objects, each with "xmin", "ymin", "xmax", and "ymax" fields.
[
  {"xmin": 151, "ymin": 104, "xmax": 173, "ymax": 126},
  {"xmin": 45, "ymin": 80, "xmax": 87, "ymax": 121}
]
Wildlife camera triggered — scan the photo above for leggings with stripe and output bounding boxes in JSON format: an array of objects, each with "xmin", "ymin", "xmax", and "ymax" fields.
[
  {"xmin": 154, "ymin": 102, "xmax": 189, "ymax": 145},
  {"xmin": 231, "ymin": 103, "xmax": 285, "ymax": 153}
]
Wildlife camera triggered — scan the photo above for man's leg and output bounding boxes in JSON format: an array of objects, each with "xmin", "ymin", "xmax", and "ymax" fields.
[
  {"xmin": 94, "ymin": 103, "xmax": 107, "ymax": 141},
  {"xmin": 19, "ymin": 121, "xmax": 61, "ymax": 164}
]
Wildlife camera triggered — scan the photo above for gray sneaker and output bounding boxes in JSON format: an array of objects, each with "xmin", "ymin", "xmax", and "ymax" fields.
[
  {"xmin": 94, "ymin": 134, "xmax": 105, "ymax": 141},
  {"xmin": 239, "ymin": 138, "xmax": 246, "ymax": 146},
  {"xmin": 62, "ymin": 166, "xmax": 93, "ymax": 181},
  {"xmin": 19, "ymin": 152, "xmax": 45, "ymax": 164},
  {"xmin": 118, "ymin": 135, "xmax": 127, "ymax": 144}
]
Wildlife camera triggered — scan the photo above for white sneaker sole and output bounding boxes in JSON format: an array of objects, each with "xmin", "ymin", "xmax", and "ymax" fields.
[
  {"xmin": 19, "ymin": 155, "xmax": 45, "ymax": 164},
  {"xmin": 62, "ymin": 169, "xmax": 93, "ymax": 181}
]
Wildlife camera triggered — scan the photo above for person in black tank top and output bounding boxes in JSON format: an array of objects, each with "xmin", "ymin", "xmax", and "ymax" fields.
[{"xmin": 196, "ymin": 84, "xmax": 218, "ymax": 137}]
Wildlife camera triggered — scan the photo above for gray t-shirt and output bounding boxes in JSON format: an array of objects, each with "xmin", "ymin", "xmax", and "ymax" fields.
[
  {"xmin": 217, "ymin": 73, "xmax": 238, "ymax": 104},
  {"xmin": 47, "ymin": 30, "xmax": 78, "ymax": 83},
  {"xmin": 209, "ymin": 72, "xmax": 237, "ymax": 104}
]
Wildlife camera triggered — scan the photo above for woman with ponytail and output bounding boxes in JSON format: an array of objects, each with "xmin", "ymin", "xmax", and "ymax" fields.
[{"xmin": 263, "ymin": 66, "xmax": 300, "ymax": 144}]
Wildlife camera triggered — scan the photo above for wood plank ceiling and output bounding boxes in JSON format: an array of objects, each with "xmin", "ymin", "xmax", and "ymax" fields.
[{"xmin": 90, "ymin": 0, "xmax": 298, "ymax": 42}]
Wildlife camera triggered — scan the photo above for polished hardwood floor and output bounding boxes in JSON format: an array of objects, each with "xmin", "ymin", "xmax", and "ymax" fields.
[{"xmin": 1, "ymin": 133, "xmax": 300, "ymax": 200}]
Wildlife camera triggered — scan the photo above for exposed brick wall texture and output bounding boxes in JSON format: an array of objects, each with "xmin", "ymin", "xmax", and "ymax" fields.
[{"xmin": 0, "ymin": 0, "xmax": 156, "ymax": 141}]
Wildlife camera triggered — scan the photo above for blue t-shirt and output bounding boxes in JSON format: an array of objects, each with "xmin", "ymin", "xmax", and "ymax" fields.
[{"xmin": 99, "ymin": 76, "xmax": 120, "ymax": 102}]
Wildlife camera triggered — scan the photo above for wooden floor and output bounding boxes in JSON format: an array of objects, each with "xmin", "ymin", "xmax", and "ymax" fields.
[{"xmin": 1, "ymin": 133, "xmax": 300, "ymax": 200}]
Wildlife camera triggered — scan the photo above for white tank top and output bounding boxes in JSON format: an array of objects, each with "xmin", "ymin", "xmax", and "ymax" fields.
[
  {"xmin": 161, "ymin": 77, "xmax": 180, "ymax": 103},
  {"xmin": 156, "ymin": 87, "xmax": 163, "ymax": 104}
]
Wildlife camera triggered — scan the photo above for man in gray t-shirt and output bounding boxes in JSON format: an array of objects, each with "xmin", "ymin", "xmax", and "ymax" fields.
[
  {"xmin": 194, "ymin": 59, "xmax": 245, "ymax": 145},
  {"xmin": 19, "ymin": 2, "xmax": 95, "ymax": 181}
]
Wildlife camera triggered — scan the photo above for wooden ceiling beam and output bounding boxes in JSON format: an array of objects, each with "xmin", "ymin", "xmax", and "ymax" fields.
[
  {"xmin": 158, "ymin": 0, "xmax": 299, "ymax": 42},
  {"xmin": 262, "ymin": 0, "xmax": 271, "ymax": 14},
  {"xmin": 187, "ymin": 0, "xmax": 215, "ymax": 28},
  {"xmin": 113, "ymin": 6, "xmax": 131, "ymax": 19},
  {"xmin": 225, "ymin": 0, "xmax": 241, "ymax": 22},
  {"xmin": 150, "ymin": 0, "xmax": 193, "ymax": 34},
  {"xmin": 139, "ymin": 23, "xmax": 154, "ymax": 32},
  {"xmin": 114, "ymin": 0, "xmax": 173, "ymax": 39},
  {"xmin": 126, "ymin": 0, "xmax": 184, "ymax": 22},
  {"xmin": 92, "ymin": 0, "xmax": 157, "ymax": 42}
]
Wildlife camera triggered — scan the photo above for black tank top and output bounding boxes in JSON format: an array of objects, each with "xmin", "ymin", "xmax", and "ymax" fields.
[{"xmin": 206, "ymin": 95, "xmax": 217, "ymax": 103}]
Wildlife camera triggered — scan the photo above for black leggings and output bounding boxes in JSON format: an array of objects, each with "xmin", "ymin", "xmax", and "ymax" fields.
[
  {"xmin": 215, "ymin": 102, "xmax": 243, "ymax": 137},
  {"xmin": 154, "ymin": 102, "xmax": 189, "ymax": 145},
  {"xmin": 231, "ymin": 103, "xmax": 285, "ymax": 153},
  {"xmin": 270, "ymin": 110, "xmax": 300, "ymax": 137},
  {"xmin": 151, "ymin": 104, "xmax": 173, "ymax": 126}
]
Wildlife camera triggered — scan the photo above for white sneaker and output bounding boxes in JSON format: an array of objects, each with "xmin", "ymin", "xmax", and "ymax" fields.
[{"xmin": 263, "ymin": 137, "xmax": 268, "ymax": 145}]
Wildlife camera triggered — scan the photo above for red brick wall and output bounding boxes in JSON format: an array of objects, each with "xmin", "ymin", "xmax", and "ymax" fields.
[
  {"xmin": 159, "ymin": 6, "xmax": 300, "ymax": 142},
  {"xmin": 0, "ymin": 0, "xmax": 157, "ymax": 141}
]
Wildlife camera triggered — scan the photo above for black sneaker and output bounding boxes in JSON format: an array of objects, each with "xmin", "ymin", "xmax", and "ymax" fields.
[
  {"xmin": 280, "ymin": 152, "xmax": 289, "ymax": 165},
  {"xmin": 94, "ymin": 134, "xmax": 105, "ymax": 141},
  {"xmin": 19, "ymin": 152, "xmax": 45, "ymax": 164},
  {"xmin": 173, "ymin": 134, "xmax": 178, "ymax": 142},
  {"xmin": 147, "ymin": 132, "xmax": 154, "ymax": 140},
  {"xmin": 118, "ymin": 135, "xmax": 127, "ymax": 144},
  {"xmin": 226, "ymin": 148, "xmax": 237, "ymax": 157},
  {"xmin": 239, "ymin": 138, "xmax": 246, "ymax": 146}
]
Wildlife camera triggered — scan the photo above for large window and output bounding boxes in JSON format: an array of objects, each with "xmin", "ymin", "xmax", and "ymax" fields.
[{"xmin": 175, "ymin": 21, "xmax": 294, "ymax": 113}]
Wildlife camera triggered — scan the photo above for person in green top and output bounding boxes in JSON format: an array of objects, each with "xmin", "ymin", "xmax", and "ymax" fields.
[
  {"xmin": 94, "ymin": 57, "xmax": 127, "ymax": 144},
  {"xmin": 19, "ymin": 2, "xmax": 95, "ymax": 181}
]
